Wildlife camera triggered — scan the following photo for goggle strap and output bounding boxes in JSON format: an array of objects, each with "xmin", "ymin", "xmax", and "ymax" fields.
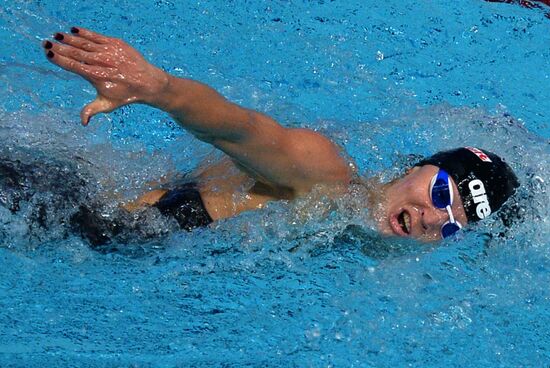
[{"xmin": 446, "ymin": 205, "xmax": 455, "ymax": 223}]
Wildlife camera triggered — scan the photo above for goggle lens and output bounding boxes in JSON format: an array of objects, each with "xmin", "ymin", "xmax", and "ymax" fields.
[
  {"xmin": 429, "ymin": 169, "xmax": 463, "ymax": 239},
  {"xmin": 441, "ymin": 221, "xmax": 461, "ymax": 238},
  {"xmin": 430, "ymin": 170, "xmax": 453, "ymax": 209}
]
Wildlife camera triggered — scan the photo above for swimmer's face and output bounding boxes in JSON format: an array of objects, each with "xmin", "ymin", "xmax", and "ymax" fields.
[{"xmin": 374, "ymin": 165, "xmax": 468, "ymax": 242}]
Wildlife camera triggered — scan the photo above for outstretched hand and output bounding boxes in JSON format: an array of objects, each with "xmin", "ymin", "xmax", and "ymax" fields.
[{"xmin": 43, "ymin": 27, "xmax": 169, "ymax": 125}]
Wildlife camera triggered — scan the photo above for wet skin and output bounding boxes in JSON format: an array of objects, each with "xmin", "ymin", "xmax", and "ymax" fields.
[
  {"xmin": 373, "ymin": 164, "xmax": 468, "ymax": 242},
  {"xmin": 42, "ymin": 28, "xmax": 467, "ymax": 243}
]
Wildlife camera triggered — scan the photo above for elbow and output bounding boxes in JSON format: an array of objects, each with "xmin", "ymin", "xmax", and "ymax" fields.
[
  {"xmin": 235, "ymin": 110, "xmax": 262, "ymax": 142},
  {"xmin": 224, "ymin": 109, "xmax": 279, "ymax": 145}
]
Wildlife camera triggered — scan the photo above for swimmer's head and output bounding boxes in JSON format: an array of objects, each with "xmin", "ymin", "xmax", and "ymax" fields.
[{"xmin": 374, "ymin": 147, "xmax": 519, "ymax": 242}]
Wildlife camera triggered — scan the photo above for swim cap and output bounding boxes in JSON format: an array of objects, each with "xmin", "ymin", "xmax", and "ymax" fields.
[{"xmin": 416, "ymin": 147, "xmax": 519, "ymax": 223}]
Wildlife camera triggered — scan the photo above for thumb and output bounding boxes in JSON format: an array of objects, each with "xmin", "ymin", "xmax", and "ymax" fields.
[{"xmin": 80, "ymin": 96, "xmax": 117, "ymax": 126}]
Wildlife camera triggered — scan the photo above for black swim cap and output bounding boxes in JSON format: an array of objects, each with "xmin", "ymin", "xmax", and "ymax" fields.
[{"xmin": 416, "ymin": 147, "xmax": 519, "ymax": 223}]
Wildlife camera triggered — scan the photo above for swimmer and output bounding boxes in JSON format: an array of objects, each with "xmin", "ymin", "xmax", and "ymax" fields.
[{"xmin": 41, "ymin": 27, "xmax": 519, "ymax": 244}]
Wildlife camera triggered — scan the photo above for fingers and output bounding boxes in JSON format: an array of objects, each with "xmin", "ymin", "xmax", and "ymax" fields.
[
  {"xmin": 70, "ymin": 27, "xmax": 112, "ymax": 44},
  {"xmin": 80, "ymin": 96, "xmax": 116, "ymax": 126},
  {"xmin": 43, "ymin": 46, "xmax": 109, "ymax": 81},
  {"xmin": 53, "ymin": 32, "xmax": 98, "ymax": 52},
  {"xmin": 43, "ymin": 40, "xmax": 100, "ymax": 66}
]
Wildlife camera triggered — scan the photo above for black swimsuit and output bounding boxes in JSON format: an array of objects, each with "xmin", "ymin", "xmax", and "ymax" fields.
[
  {"xmin": 71, "ymin": 182, "xmax": 212, "ymax": 248},
  {"xmin": 153, "ymin": 182, "xmax": 213, "ymax": 230},
  {"xmin": 0, "ymin": 152, "xmax": 212, "ymax": 248}
]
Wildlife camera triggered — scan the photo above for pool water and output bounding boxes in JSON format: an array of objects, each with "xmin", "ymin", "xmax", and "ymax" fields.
[{"xmin": 0, "ymin": 0, "xmax": 549, "ymax": 367}]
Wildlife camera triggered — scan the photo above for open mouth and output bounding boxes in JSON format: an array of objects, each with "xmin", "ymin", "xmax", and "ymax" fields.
[{"xmin": 397, "ymin": 210, "xmax": 411, "ymax": 235}]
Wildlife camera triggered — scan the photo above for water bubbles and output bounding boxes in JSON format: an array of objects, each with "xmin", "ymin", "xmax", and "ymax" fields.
[
  {"xmin": 430, "ymin": 305, "xmax": 473, "ymax": 330},
  {"xmin": 305, "ymin": 324, "xmax": 322, "ymax": 340}
]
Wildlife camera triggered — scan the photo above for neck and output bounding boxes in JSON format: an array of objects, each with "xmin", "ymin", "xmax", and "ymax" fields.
[{"xmin": 352, "ymin": 176, "xmax": 388, "ymax": 216}]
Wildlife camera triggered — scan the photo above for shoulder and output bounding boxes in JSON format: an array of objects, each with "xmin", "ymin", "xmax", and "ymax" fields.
[{"xmin": 281, "ymin": 128, "xmax": 353, "ymax": 189}]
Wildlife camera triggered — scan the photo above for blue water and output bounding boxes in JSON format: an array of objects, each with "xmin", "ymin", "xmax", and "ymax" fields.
[{"xmin": 1, "ymin": 1, "xmax": 549, "ymax": 367}]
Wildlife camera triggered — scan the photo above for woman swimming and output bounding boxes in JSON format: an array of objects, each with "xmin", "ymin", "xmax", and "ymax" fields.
[{"xmin": 38, "ymin": 27, "xmax": 519, "ymax": 244}]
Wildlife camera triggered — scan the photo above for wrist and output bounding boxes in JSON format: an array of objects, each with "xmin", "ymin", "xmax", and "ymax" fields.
[{"xmin": 141, "ymin": 67, "xmax": 173, "ymax": 109}]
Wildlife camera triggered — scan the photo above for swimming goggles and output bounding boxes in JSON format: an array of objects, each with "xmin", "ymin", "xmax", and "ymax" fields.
[{"xmin": 429, "ymin": 169, "xmax": 463, "ymax": 238}]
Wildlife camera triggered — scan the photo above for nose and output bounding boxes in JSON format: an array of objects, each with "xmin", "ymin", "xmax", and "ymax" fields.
[{"xmin": 421, "ymin": 207, "xmax": 448, "ymax": 231}]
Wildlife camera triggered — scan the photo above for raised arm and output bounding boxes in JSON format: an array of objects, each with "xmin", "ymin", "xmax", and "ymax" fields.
[{"xmin": 43, "ymin": 27, "xmax": 351, "ymax": 192}]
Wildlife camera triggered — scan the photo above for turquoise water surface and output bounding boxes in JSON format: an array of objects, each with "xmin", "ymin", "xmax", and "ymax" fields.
[{"xmin": 0, "ymin": 1, "xmax": 549, "ymax": 367}]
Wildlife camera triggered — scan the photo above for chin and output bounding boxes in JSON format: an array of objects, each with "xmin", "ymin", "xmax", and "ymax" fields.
[{"xmin": 373, "ymin": 212, "xmax": 397, "ymax": 237}]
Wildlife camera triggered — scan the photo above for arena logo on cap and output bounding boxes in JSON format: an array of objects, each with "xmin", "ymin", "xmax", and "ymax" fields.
[
  {"xmin": 468, "ymin": 179, "xmax": 492, "ymax": 219},
  {"xmin": 465, "ymin": 147, "xmax": 492, "ymax": 163}
]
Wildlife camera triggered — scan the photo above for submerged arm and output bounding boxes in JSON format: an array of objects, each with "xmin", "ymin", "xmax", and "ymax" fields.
[{"xmin": 43, "ymin": 27, "xmax": 351, "ymax": 192}]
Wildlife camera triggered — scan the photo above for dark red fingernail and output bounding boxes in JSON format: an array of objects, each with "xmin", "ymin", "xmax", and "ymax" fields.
[
  {"xmin": 47, "ymin": 51, "xmax": 54, "ymax": 58},
  {"xmin": 43, "ymin": 41, "xmax": 53, "ymax": 49},
  {"xmin": 54, "ymin": 33, "xmax": 64, "ymax": 41},
  {"xmin": 70, "ymin": 27, "xmax": 79, "ymax": 34}
]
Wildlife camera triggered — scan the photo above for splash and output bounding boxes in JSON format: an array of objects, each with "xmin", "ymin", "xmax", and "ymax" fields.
[
  {"xmin": 0, "ymin": 108, "xmax": 188, "ymax": 249},
  {"xmin": 215, "ymin": 103, "xmax": 550, "ymax": 260},
  {"xmin": 0, "ymin": 102, "xmax": 547, "ymax": 259}
]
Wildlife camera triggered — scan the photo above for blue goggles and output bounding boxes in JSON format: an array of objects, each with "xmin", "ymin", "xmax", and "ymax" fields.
[{"xmin": 429, "ymin": 169, "xmax": 463, "ymax": 238}]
